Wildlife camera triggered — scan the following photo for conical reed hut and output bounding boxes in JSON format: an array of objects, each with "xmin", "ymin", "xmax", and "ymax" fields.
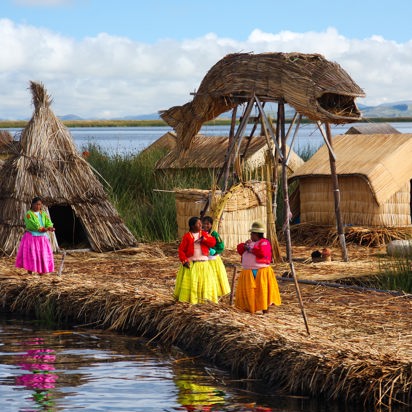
[
  {"xmin": 0, "ymin": 81, "xmax": 137, "ymax": 256},
  {"xmin": 289, "ymin": 133, "xmax": 412, "ymax": 227}
]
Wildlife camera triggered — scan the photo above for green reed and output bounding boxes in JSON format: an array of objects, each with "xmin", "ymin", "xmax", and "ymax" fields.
[
  {"xmin": 376, "ymin": 255, "xmax": 412, "ymax": 293},
  {"xmin": 85, "ymin": 144, "xmax": 215, "ymax": 242},
  {"xmin": 85, "ymin": 141, "xmax": 319, "ymax": 242}
]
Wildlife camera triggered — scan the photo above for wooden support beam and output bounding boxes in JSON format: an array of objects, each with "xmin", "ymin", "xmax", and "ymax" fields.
[
  {"xmin": 325, "ymin": 122, "xmax": 349, "ymax": 262},
  {"xmin": 278, "ymin": 100, "xmax": 310, "ymax": 335}
]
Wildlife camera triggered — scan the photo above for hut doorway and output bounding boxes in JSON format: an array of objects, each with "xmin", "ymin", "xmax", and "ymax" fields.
[{"xmin": 49, "ymin": 205, "xmax": 89, "ymax": 249}]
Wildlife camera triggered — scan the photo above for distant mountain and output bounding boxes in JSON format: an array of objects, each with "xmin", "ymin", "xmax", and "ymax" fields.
[
  {"xmin": 359, "ymin": 101, "xmax": 412, "ymax": 118},
  {"xmin": 52, "ymin": 101, "xmax": 412, "ymax": 122},
  {"xmin": 58, "ymin": 114, "xmax": 84, "ymax": 120},
  {"xmin": 120, "ymin": 113, "xmax": 162, "ymax": 120}
]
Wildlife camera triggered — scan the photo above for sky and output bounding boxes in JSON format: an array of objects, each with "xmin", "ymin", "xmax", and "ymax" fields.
[{"xmin": 1, "ymin": 0, "xmax": 412, "ymax": 119}]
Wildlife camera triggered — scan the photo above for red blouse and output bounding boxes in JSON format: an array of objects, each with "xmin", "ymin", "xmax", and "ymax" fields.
[{"xmin": 178, "ymin": 230, "xmax": 216, "ymax": 264}]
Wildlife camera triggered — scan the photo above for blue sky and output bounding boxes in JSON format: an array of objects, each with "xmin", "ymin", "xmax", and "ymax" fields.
[{"xmin": 1, "ymin": 0, "xmax": 412, "ymax": 119}]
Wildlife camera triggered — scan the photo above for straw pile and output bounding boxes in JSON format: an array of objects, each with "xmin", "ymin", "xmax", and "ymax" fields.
[
  {"xmin": 175, "ymin": 182, "xmax": 267, "ymax": 248},
  {"xmin": 161, "ymin": 52, "xmax": 365, "ymax": 149},
  {"xmin": 286, "ymin": 223, "xmax": 412, "ymax": 247},
  {"xmin": 0, "ymin": 242, "xmax": 410, "ymax": 409},
  {"xmin": 0, "ymin": 81, "xmax": 136, "ymax": 255}
]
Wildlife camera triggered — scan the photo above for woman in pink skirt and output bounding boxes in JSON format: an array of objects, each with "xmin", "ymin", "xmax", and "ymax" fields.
[{"xmin": 15, "ymin": 197, "xmax": 55, "ymax": 275}]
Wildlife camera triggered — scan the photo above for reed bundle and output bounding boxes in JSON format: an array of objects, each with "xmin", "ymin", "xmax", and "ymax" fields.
[
  {"xmin": 0, "ymin": 82, "xmax": 136, "ymax": 255},
  {"xmin": 0, "ymin": 241, "xmax": 410, "ymax": 409}
]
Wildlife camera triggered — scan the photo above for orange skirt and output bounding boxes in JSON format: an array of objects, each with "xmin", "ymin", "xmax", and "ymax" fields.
[{"xmin": 235, "ymin": 266, "xmax": 281, "ymax": 313}]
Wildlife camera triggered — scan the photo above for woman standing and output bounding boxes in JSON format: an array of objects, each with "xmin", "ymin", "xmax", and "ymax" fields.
[
  {"xmin": 235, "ymin": 221, "xmax": 281, "ymax": 314},
  {"xmin": 15, "ymin": 197, "xmax": 55, "ymax": 275},
  {"xmin": 174, "ymin": 216, "xmax": 218, "ymax": 304},
  {"xmin": 201, "ymin": 215, "xmax": 230, "ymax": 299}
]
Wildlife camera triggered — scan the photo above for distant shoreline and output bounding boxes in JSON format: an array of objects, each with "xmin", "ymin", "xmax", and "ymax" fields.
[{"xmin": 1, "ymin": 117, "xmax": 412, "ymax": 128}]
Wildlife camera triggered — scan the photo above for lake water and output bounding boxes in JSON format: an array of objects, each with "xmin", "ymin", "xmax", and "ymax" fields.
[
  {"xmin": 7, "ymin": 122, "xmax": 412, "ymax": 156},
  {"xmin": 0, "ymin": 313, "xmax": 373, "ymax": 412}
]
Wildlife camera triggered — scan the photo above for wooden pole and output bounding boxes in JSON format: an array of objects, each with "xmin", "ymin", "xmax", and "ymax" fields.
[
  {"xmin": 216, "ymin": 96, "xmax": 255, "ymax": 187},
  {"xmin": 325, "ymin": 123, "xmax": 349, "ymax": 262},
  {"xmin": 241, "ymin": 104, "xmax": 264, "ymax": 159},
  {"xmin": 229, "ymin": 265, "xmax": 237, "ymax": 305},
  {"xmin": 278, "ymin": 100, "xmax": 310, "ymax": 335},
  {"xmin": 222, "ymin": 107, "xmax": 238, "ymax": 191},
  {"xmin": 57, "ymin": 249, "xmax": 66, "ymax": 276}
]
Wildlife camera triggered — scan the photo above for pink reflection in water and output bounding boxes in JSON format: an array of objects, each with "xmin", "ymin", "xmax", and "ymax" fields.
[{"xmin": 14, "ymin": 337, "xmax": 58, "ymax": 409}]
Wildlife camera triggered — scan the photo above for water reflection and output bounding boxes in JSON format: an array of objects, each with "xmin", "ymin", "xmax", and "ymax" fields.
[
  {"xmin": 0, "ymin": 316, "xmax": 279, "ymax": 412},
  {"xmin": 174, "ymin": 372, "xmax": 226, "ymax": 411},
  {"xmin": 15, "ymin": 337, "xmax": 57, "ymax": 410},
  {"xmin": 0, "ymin": 315, "xmax": 405, "ymax": 412}
]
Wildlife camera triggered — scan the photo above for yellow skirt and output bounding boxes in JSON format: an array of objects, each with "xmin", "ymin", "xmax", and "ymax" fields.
[
  {"xmin": 235, "ymin": 266, "xmax": 281, "ymax": 313},
  {"xmin": 209, "ymin": 255, "xmax": 231, "ymax": 297},
  {"xmin": 174, "ymin": 261, "xmax": 219, "ymax": 304}
]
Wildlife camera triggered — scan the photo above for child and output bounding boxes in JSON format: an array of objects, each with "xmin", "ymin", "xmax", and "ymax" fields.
[
  {"xmin": 201, "ymin": 216, "xmax": 231, "ymax": 298},
  {"xmin": 235, "ymin": 221, "xmax": 281, "ymax": 314},
  {"xmin": 174, "ymin": 216, "xmax": 218, "ymax": 304}
]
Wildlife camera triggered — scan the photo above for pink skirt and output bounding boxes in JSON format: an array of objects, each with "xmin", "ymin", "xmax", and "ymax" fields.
[{"xmin": 15, "ymin": 232, "xmax": 55, "ymax": 274}]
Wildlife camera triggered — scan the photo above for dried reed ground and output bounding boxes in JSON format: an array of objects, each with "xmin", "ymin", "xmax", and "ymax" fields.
[{"xmin": 0, "ymin": 242, "xmax": 410, "ymax": 408}]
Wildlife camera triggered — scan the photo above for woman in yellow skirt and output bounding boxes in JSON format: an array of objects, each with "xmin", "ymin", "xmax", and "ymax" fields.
[
  {"xmin": 235, "ymin": 221, "xmax": 281, "ymax": 314},
  {"xmin": 174, "ymin": 216, "xmax": 218, "ymax": 304},
  {"xmin": 201, "ymin": 215, "xmax": 231, "ymax": 299}
]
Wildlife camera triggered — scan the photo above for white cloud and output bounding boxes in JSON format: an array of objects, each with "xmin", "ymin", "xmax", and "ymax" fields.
[{"xmin": 1, "ymin": 19, "xmax": 412, "ymax": 119}]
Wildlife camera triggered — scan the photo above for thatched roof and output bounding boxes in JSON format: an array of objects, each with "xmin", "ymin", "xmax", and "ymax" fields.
[
  {"xmin": 161, "ymin": 52, "xmax": 365, "ymax": 149},
  {"xmin": 155, "ymin": 134, "xmax": 304, "ymax": 174},
  {"xmin": 0, "ymin": 81, "xmax": 136, "ymax": 255},
  {"xmin": 290, "ymin": 133, "xmax": 412, "ymax": 206},
  {"xmin": 140, "ymin": 131, "xmax": 176, "ymax": 155},
  {"xmin": 345, "ymin": 123, "xmax": 400, "ymax": 134}
]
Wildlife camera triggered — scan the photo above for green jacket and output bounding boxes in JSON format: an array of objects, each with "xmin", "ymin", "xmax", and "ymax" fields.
[
  {"xmin": 211, "ymin": 230, "xmax": 224, "ymax": 255},
  {"xmin": 24, "ymin": 209, "xmax": 53, "ymax": 232}
]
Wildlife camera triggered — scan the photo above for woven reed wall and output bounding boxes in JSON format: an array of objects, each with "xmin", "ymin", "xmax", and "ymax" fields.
[
  {"xmin": 175, "ymin": 182, "xmax": 267, "ymax": 249},
  {"xmin": 299, "ymin": 177, "xmax": 411, "ymax": 227}
]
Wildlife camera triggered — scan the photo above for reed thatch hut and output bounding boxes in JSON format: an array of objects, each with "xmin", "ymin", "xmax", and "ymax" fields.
[
  {"xmin": 175, "ymin": 182, "xmax": 267, "ymax": 249},
  {"xmin": 155, "ymin": 133, "xmax": 304, "ymax": 177},
  {"xmin": 0, "ymin": 81, "xmax": 137, "ymax": 256},
  {"xmin": 345, "ymin": 123, "xmax": 400, "ymax": 134},
  {"xmin": 289, "ymin": 134, "xmax": 412, "ymax": 227},
  {"xmin": 139, "ymin": 131, "xmax": 176, "ymax": 155}
]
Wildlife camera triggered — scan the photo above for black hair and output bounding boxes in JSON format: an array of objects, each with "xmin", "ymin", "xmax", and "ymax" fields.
[
  {"xmin": 201, "ymin": 215, "xmax": 213, "ymax": 224},
  {"xmin": 31, "ymin": 196, "xmax": 42, "ymax": 206},
  {"xmin": 253, "ymin": 232, "xmax": 264, "ymax": 239},
  {"xmin": 188, "ymin": 216, "xmax": 200, "ymax": 230}
]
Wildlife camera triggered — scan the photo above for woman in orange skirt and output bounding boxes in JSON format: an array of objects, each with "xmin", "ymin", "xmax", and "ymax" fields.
[{"xmin": 235, "ymin": 221, "xmax": 281, "ymax": 314}]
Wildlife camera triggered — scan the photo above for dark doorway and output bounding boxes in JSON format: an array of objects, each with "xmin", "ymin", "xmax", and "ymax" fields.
[{"xmin": 48, "ymin": 205, "xmax": 89, "ymax": 249}]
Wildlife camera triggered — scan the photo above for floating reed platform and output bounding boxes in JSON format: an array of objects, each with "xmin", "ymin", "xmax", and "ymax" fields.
[{"xmin": 0, "ymin": 242, "xmax": 410, "ymax": 410}]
